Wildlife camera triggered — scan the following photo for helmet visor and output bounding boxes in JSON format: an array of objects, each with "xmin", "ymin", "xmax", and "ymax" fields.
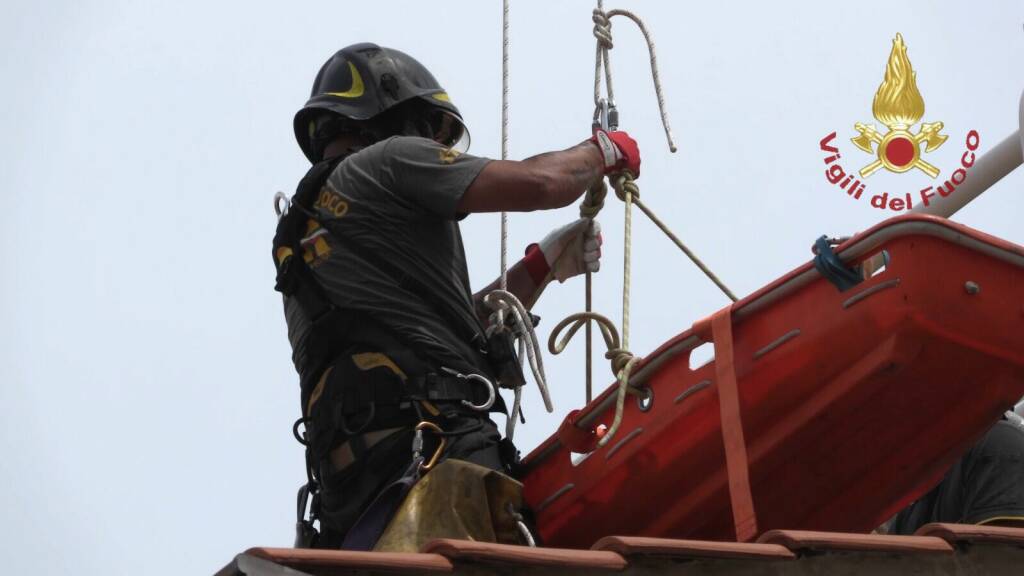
[{"xmin": 434, "ymin": 109, "xmax": 470, "ymax": 154}]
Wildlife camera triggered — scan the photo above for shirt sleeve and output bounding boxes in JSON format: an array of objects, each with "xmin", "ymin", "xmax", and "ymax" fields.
[{"xmin": 378, "ymin": 136, "xmax": 491, "ymax": 219}]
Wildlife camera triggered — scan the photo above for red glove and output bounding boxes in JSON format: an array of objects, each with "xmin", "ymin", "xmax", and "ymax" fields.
[{"xmin": 591, "ymin": 129, "xmax": 641, "ymax": 177}]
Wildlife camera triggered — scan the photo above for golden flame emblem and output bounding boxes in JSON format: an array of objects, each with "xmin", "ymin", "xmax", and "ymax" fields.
[{"xmin": 851, "ymin": 33, "xmax": 947, "ymax": 178}]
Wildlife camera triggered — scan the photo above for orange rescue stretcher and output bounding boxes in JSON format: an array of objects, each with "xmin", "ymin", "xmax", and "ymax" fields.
[{"xmin": 521, "ymin": 214, "xmax": 1024, "ymax": 548}]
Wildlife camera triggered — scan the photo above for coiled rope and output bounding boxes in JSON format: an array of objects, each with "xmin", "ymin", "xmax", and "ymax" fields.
[{"xmin": 484, "ymin": 290, "xmax": 553, "ymax": 439}]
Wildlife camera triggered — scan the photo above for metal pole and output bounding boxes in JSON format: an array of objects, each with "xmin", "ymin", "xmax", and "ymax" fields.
[
  {"xmin": 912, "ymin": 89, "xmax": 1023, "ymax": 218},
  {"xmin": 912, "ymin": 131, "xmax": 1022, "ymax": 218}
]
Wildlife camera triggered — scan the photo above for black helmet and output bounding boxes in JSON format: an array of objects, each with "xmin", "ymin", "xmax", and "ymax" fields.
[{"xmin": 294, "ymin": 43, "xmax": 469, "ymax": 162}]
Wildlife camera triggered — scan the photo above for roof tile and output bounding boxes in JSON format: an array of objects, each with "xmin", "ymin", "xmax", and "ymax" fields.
[
  {"xmin": 915, "ymin": 522, "xmax": 1024, "ymax": 546},
  {"xmin": 243, "ymin": 546, "xmax": 454, "ymax": 573},
  {"xmin": 592, "ymin": 535, "xmax": 796, "ymax": 561},
  {"xmin": 422, "ymin": 539, "xmax": 627, "ymax": 570},
  {"xmin": 757, "ymin": 530, "xmax": 953, "ymax": 555}
]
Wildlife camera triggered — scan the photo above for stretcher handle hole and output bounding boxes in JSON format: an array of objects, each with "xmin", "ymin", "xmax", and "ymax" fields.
[
  {"xmin": 689, "ymin": 341, "xmax": 715, "ymax": 370},
  {"xmin": 862, "ymin": 249, "xmax": 891, "ymax": 279},
  {"xmin": 636, "ymin": 387, "xmax": 654, "ymax": 412}
]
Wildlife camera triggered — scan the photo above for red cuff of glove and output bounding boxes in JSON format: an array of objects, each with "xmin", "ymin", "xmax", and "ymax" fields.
[{"xmin": 523, "ymin": 243, "xmax": 550, "ymax": 286}]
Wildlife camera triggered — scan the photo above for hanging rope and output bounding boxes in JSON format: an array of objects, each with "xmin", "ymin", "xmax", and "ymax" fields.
[
  {"xmin": 547, "ymin": 3, "xmax": 740, "ymax": 448},
  {"xmin": 489, "ymin": 0, "xmax": 553, "ymax": 443},
  {"xmin": 548, "ymin": 311, "xmax": 638, "ymax": 448},
  {"xmin": 592, "ymin": 3, "xmax": 677, "ymax": 152},
  {"xmin": 632, "ymin": 196, "xmax": 738, "ymax": 301},
  {"xmin": 580, "ymin": 180, "xmax": 606, "ymax": 403},
  {"xmin": 499, "ymin": 0, "xmax": 511, "ymax": 313}
]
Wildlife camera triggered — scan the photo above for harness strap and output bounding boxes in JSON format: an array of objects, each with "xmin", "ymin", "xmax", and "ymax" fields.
[
  {"xmin": 336, "ymin": 373, "xmax": 495, "ymax": 413},
  {"xmin": 709, "ymin": 306, "xmax": 758, "ymax": 542}
]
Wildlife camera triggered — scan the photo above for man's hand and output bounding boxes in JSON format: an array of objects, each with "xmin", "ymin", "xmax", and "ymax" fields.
[
  {"xmin": 591, "ymin": 129, "xmax": 641, "ymax": 177},
  {"xmin": 536, "ymin": 218, "xmax": 603, "ymax": 283}
]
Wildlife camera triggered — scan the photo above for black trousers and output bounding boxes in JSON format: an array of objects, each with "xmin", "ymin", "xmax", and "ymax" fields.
[{"xmin": 313, "ymin": 410, "xmax": 507, "ymax": 549}]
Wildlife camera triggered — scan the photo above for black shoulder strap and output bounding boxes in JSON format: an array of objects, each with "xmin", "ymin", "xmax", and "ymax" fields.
[
  {"xmin": 273, "ymin": 156, "xmax": 488, "ymax": 369},
  {"xmin": 273, "ymin": 156, "xmax": 358, "ymax": 402}
]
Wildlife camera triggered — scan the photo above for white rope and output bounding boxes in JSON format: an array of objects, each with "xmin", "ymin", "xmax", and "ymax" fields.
[
  {"xmin": 485, "ymin": 290, "xmax": 554, "ymax": 412},
  {"xmin": 492, "ymin": 0, "xmax": 548, "ymax": 442},
  {"xmin": 592, "ymin": 5, "xmax": 677, "ymax": 152},
  {"xmin": 592, "ymin": 0, "xmax": 615, "ymax": 108},
  {"xmin": 499, "ymin": 0, "xmax": 510, "ymax": 321},
  {"xmin": 548, "ymin": 311, "xmax": 638, "ymax": 448}
]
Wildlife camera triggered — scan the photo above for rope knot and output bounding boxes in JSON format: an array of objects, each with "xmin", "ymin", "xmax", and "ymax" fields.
[
  {"xmin": 604, "ymin": 348, "xmax": 635, "ymax": 375},
  {"xmin": 579, "ymin": 180, "xmax": 607, "ymax": 219},
  {"xmin": 592, "ymin": 9, "xmax": 613, "ymax": 50},
  {"xmin": 612, "ymin": 173, "xmax": 640, "ymax": 202}
]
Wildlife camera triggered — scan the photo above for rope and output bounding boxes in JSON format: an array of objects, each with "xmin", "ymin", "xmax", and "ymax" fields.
[
  {"xmin": 592, "ymin": 0, "xmax": 615, "ymax": 108},
  {"xmin": 632, "ymin": 196, "xmax": 738, "ymax": 302},
  {"xmin": 580, "ymin": 181, "xmax": 606, "ymax": 403},
  {"xmin": 615, "ymin": 173, "xmax": 636, "ymax": 348},
  {"xmin": 485, "ymin": 290, "xmax": 553, "ymax": 412},
  {"xmin": 593, "ymin": 2, "xmax": 737, "ymax": 303},
  {"xmin": 592, "ymin": 5, "xmax": 677, "ymax": 152},
  {"xmin": 548, "ymin": 312, "xmax": 638, "ymax": 447},
  {"xmin": 490, "ymin": 0, "xmax": 551, "ymax": 442},
  {"xmin": 499, "ymin": 0, "xmax": 510, "ymax": 319}
]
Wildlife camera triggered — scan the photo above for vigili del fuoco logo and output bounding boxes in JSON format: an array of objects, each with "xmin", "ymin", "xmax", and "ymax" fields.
[{"xmin": 820, "ymin": 33, "xmax": 980, "ymax": 212}]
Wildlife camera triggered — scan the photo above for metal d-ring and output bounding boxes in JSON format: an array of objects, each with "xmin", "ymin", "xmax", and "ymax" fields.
[
  {"xmin": 274, "ymin": 191, "xmax": 291, "ymax": 220},
  {"xmin": 462, "ymin": 373, "xmax": 496, "ymax": 411},
  {"xmin": 443, "ymin": 367, "xmax": 496, "ymax": 412}
]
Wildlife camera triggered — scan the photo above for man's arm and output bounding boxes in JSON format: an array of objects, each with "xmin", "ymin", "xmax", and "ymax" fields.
[
  {"xmin": 463, "ymin": 130, "xmax": 633, "ymax": 315},
  {"xmin": 457, "ymin": 142, "xmax": 605, "ymax": 213},
  {"xmin": 458, "ymin": 129, "xmax": 640, "ymax": 213}
]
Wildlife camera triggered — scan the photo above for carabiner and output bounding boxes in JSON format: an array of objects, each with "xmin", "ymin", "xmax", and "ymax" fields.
[
  {"xmin": 414, "ymin": 421, "xmax": 446, "ymax": 472},
  {"xmin": 592, "ymin": 98, "xmax": 610, "ymax": 132},
  {"xmin": 442, "ymin": 367, "xmax": 496, "ymax": 412},
  {"xmin": 592, "ymin": 98, "xmax": 619, "ymax": 133}
]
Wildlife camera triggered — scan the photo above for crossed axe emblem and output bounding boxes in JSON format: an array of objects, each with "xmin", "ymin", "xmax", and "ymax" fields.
[{"xmin": 851, "ymin": 121, "xmax": 948, "ymax": 178}]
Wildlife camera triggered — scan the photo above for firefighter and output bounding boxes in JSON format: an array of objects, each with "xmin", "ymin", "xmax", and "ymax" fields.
[
  {"xmin": 273, "ymin": 43, "xmax": 640, "ymax": 549},
  {"xmin": 886, "ymin": 403, "xmax": 1024, "ymax": 534}
]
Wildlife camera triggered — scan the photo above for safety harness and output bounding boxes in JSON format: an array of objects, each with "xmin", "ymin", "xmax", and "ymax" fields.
[
  {"xmin": 272, "ymin": 155, "xmax": 512, "ymax": 411},
  {"xmin": 273, "ymin": 153, "xmax": 520, "ymax": 548}
]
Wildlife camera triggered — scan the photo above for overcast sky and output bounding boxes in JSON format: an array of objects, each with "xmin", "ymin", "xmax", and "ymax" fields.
[{"xmin": 3, "ymin": 1, "xmax": 1023, "ymax": 574}]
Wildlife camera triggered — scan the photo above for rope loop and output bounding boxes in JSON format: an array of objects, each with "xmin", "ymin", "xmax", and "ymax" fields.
[
  {"xmin": 591, "ymin": 5, "xmax": 677, "ymax": 151},
  {"xmin": 548, "ymin": 311, "xmax": 640, "ymax": 446},
  {"xmin": 484, "ymin": 289, "xmax": 554, "ymax": 415}
]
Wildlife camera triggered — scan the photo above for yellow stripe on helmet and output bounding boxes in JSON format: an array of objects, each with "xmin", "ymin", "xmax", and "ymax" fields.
[{"xmin": 326, "ymin": 62, "xmax": 365, "ymax": 98}]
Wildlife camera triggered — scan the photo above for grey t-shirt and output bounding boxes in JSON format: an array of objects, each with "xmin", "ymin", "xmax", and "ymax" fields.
[{"xmin": 283, "ymin": 136, "xmax": 493, "ymax": 384}]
